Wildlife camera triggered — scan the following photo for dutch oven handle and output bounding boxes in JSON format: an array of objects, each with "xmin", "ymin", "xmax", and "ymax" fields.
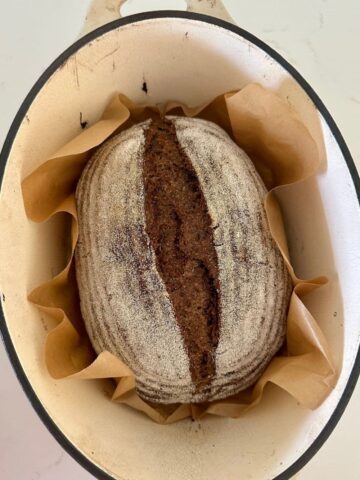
[{"xmin": 80, "ymin": 0, "xmax": 236, "ymax": 36}]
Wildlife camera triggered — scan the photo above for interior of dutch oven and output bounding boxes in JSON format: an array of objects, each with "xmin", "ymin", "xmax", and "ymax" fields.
[{"xmin": 1, "ymin": 15, "xmax": 359, "ymax": 480}]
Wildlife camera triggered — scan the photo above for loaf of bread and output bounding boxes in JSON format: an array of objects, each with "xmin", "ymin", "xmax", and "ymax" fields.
[{"xmin": 75, "ymin": 116, "xmax": 292, "ymax": 404}]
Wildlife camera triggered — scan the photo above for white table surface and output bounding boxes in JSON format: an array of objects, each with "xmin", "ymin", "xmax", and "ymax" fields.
[{"xmin": 0, "ymin": 1, "xmax": 359, "ymax": 479}]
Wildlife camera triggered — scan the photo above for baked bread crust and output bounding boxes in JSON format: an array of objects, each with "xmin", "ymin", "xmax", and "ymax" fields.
[{"xmin": 75, "ymin": 116, "xmax": 292, "ymax": 404}]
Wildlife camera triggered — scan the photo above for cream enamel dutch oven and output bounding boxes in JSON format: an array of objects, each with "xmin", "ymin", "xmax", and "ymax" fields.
[{"xmin": 0, "ymin": 1, "xmax": 359, "ymax": 479}]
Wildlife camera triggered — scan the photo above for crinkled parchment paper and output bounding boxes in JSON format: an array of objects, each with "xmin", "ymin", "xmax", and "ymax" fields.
[{"xmin": 22, "ymin": 83, "xmax": 337, "ymax": 424}]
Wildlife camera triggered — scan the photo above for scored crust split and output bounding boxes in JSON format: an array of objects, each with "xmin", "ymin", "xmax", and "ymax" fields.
[{"xmin": 75, "ymin": 116, "xmax": 292, "ymax": 404}]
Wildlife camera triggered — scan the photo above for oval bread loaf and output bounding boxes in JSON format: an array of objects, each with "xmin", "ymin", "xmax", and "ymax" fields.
[{"xmin": 75, "ymin": 116, "xmax": 292, "ymax": 404}]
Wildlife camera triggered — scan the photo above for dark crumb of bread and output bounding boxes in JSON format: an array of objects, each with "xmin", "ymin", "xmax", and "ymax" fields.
[{"xmin": 143, "ymin": 117, "xmax": 220, "ymax": 391}]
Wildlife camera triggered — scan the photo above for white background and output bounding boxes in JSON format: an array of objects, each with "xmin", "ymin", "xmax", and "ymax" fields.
[{"xmin": 0, "ymin": 1, "xmax": 359, "ymax": 479}]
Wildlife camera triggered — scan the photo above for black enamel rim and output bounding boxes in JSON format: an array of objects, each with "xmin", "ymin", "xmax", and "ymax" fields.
[{"xmin": 0, "ymin": 10, "xmax": 359, "ymax": 480}]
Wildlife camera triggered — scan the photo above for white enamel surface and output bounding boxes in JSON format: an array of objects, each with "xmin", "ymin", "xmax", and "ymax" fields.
[{"xmin": 0, "ymin": 2, "xmax": 359, "ymax": 480}]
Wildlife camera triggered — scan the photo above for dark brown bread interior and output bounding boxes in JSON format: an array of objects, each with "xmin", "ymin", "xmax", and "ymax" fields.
[{"xmin": 143, "ymin": 117, "xmax": 220, "ymax": 392}]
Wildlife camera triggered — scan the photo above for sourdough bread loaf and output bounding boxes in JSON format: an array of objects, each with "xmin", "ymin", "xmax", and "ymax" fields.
[{"xmin": 75, "ymin": 116, "xmax": 292, "ymax": 404}]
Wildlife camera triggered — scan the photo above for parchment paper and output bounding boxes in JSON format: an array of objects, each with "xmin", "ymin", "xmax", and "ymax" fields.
[{"xmin": 22, "ymin": 83, "xmax": 336, "ymax": 424}]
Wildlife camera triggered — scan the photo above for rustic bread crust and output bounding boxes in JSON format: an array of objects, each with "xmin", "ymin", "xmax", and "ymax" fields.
[{"xmin": 75, "ymin": 116, "xmax": 291, "ymax": 404}]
